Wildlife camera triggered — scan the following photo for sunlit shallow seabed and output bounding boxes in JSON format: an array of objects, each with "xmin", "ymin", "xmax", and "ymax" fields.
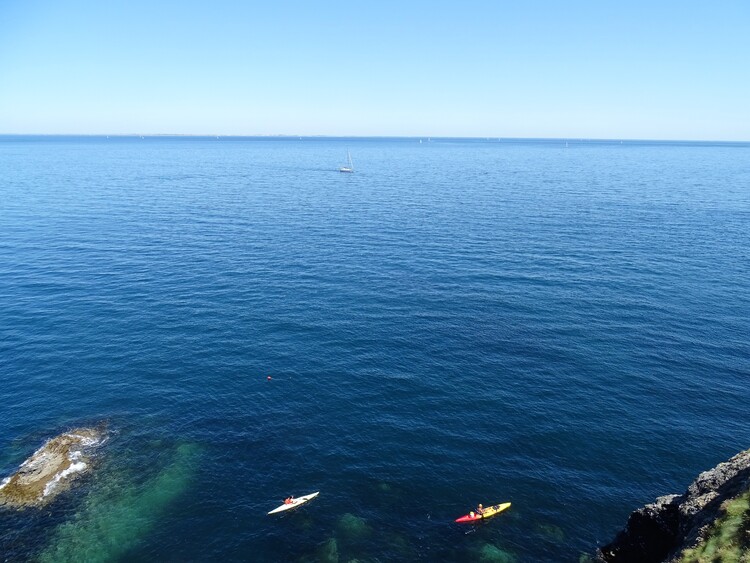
[{"xmin": 39, "ymin": 443, "xmax": 200, "ymax": 562}]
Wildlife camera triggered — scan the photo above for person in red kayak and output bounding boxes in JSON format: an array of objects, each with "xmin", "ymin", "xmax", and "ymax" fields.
[{"xmin": 284, "ymin": 496, "xmax": 294, "ymax": 505}]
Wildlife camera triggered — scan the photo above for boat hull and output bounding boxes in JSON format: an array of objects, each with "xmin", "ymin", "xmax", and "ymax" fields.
[{"xmin": 268, "ymin": 491, "xmax": 320, "ymax": 515}]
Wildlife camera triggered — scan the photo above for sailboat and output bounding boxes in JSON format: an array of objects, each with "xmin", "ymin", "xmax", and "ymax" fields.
[{"xmin": 339, "ymin": 150, "xmax": 354, "ymax": 173}]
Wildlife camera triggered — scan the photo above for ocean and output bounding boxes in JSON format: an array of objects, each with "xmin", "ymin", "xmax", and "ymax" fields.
[{"xmin": 1, "ymin": 136, "xmax": 748, "ymax": 561}]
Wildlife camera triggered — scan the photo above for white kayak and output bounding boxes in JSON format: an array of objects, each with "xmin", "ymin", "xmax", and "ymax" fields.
[{"xmin": 267, "ymin": 492, "xmax": 320, "ymax": 515}]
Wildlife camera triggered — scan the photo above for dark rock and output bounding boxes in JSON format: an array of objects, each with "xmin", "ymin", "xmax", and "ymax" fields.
[
  {"xmin": 675, "ymin": 449, "xmax": 750, "ymax": 553},
  {"xmin": 598, "ymin": 448, "xmax": 750, "ymax": 562},
  {"xmin": 598, "ymin": 495, "xmax": 681, "ymax": 562}
]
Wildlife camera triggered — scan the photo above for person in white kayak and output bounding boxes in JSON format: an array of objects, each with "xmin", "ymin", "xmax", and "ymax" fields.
[{"xmin": 284, "ymin": 496, "xmax": 294, "ymax": 505}]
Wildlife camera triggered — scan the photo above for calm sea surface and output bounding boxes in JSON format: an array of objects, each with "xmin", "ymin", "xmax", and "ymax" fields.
[{"xmin": 1, "ymin": 136, "xmax": 748, "ymax": 562}]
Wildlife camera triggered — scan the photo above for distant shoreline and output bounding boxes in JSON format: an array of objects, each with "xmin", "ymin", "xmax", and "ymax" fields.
[{"xmin": 1, "ymin": 134, "xmax": 748, "ymax": 145}]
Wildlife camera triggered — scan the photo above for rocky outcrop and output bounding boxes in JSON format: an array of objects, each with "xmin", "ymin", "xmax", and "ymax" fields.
[
  {"xmin": 0, "ymin": 426, "xmax": 105, "ymax": 509},
  {"xmin": 598, "ymin": 448, "xmax": 750, "ymax": 562}
]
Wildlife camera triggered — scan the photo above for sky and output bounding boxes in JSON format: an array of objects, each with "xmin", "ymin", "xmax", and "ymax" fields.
[{"xmin": 0, "ymin": 1, "xmax": 748, "ymax": 140}]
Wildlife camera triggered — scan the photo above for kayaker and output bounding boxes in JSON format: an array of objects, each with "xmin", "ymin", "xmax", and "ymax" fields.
[
  {"xmin": 284, "ymin": 496, "xmax": 294, "ymax": 505},
  {"xmin": 476, "ymin": 503, "xmax": 484, "ymax": 516}
]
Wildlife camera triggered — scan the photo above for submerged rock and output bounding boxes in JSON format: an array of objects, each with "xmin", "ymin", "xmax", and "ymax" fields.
[
  {"xmin": 385, "ymin": 532, "xmax": 416, "ymax": 559},
  {"xmin": 478, "ymin": 542, "xmax": 517, "ymax": 563},
  {"xmin": 0, "ymin": 426, "xmax": 105, "ymax": 509},
  {"xmin": 336, "ymin": 513, "xmax": 372, "ymax": 542},
  {"xmin": 316, "ymin": 537, "xmax": 339, "ymax": 563},
  {"xmin": 536, "ymin": 522, "xmax": 566, "ymax": 542},
  {"xmin": 376, "ymin": 482, "xmax": 393, "ymax": 493},
  {"xmin": 37, "ymin": 442, "xmax": 200, "ymax": 563},
  {"xmin": 598, "ymin": 448, "xmax": 750, "ymax": 562}
]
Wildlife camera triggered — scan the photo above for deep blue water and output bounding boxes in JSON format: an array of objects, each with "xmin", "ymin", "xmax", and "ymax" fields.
[{"xmin": 1, "ymin": 136, "xmax": 748, "ymax": 562}]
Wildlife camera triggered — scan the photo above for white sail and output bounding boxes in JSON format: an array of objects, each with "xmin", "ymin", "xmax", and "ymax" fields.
[{"xmin": 339, "ymin": 150, "xmax": 354, "ymax": 173}]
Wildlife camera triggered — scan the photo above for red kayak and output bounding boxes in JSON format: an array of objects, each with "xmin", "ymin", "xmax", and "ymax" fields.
[{"xmin": 455, "ymin": 502, "xmax": 511, "ymax": 523}]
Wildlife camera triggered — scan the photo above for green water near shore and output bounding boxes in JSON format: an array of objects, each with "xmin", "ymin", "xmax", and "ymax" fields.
[{"xmin": 38, "ymin": 443, "xmax": 200, "ymax": 563}]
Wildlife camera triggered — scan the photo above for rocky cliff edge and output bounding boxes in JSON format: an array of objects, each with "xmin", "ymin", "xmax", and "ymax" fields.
[{"xmin": 598, "ymin": 448, "xmax": 750, "ymax": 562}]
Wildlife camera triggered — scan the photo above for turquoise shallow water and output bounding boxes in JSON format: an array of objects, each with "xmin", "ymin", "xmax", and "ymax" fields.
[{"xmin": 1, "ymin": 136, "xmax": 749, "ymax": 561}]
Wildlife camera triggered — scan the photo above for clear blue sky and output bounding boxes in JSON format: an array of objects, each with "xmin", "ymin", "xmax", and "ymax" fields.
[{"xmin": 1, "ymin": 1, "xmax": 748, "ymax": 139}]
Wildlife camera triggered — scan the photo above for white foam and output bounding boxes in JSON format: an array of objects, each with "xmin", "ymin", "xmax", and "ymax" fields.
[
  {"xmin": 0, "ymin": 476, "xmax": 10, "ymax": 490},
  {"xmin": 43, "ymin": 461, "xmax": 88, "ymax": 497},
  {"xmin": 66, "ymin": 433, "xmax": 103, "ymax": 448}
]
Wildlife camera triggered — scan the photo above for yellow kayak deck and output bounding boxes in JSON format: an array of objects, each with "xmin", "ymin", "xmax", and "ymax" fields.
[{"xmin": 456, "ymin": 502, "xmax": 511, "ymax": 522}]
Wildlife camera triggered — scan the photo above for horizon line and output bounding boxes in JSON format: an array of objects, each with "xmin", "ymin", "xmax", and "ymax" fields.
[{"xmin": 1, "ymin": 133, "xmax": 748, "ymax": 144}]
